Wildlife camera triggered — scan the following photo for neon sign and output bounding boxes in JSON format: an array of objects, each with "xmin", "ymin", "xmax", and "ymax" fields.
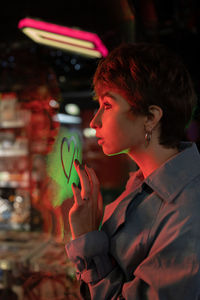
[{"xmin": 18, "ymin": 17, "xmax": 108, "ymax": 58}]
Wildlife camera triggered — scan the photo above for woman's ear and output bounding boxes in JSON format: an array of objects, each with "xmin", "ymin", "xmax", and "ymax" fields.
[{"xmin": 144, "ymin": 105, "xmax": 163, "ymax": 131}]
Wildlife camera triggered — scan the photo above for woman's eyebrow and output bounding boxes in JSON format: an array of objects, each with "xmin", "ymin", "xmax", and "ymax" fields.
[{"xmin": 101, "ymin": 92, "xmax": 118, "ymax": 101}]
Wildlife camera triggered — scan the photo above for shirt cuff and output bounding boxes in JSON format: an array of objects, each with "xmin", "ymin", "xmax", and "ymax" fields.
[{"xmin": 65, "ymin": 230, "xmax": 114, "ymax": 283}]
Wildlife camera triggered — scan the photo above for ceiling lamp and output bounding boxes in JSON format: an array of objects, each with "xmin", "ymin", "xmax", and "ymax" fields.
[{"xmin": 18, "ymin": 17, "xmax": 108, "ymax": 58}]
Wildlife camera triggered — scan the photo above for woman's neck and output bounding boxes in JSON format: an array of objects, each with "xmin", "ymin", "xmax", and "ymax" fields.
[{"xmin": 129, "ymin": 143, "xmax": 179, "ymax": 179}]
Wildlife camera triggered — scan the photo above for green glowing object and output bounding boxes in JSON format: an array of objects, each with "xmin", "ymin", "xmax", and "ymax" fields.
[{"xmin": 47, "ymin": 127, "xmax": 82, "ymax": 207}]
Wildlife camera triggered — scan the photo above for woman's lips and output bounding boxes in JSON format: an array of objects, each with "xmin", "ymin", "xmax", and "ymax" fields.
[{"xmin": 97, "ymin": 137, "xmax": 104, "ymax": 145}]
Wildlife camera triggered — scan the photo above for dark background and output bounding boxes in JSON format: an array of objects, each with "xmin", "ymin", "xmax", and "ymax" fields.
[
  {"xmin": 1, "ymin": 0, "xmax": 200, "ymax": 90},
  {"xmin": 0, "ymin": 0, "xmax": 200, "ymax": 126}
]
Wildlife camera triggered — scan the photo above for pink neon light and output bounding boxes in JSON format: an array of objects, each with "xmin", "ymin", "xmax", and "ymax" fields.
[{"xmin": 18, "ymin": 18, "xmax": 108, "ymax": 57}]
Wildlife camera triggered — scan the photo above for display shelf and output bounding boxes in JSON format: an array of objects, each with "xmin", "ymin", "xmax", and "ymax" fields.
[
  {"xmin": 0, "ymin": 149, "xmax": 28, "ymax": 157},
  {"xmin": 0, "ymin": 171, "xmax": 29, "ymax": 188},
  {"xmin": 0, "ymin": 182, "xmax": 29, "ymax": 188},
  {"xmin": 0, "ymin": 93, "xmax": 31, "ymax": 231},
  {"xmin": 0, "ymin": 232, "xmax": 51, "ymax": 270},
  {"xmin": 0, "ymin": 120, "xmax": 26, "ymax": 129},
  {"xmin": 0, "ymin": 232, "xmax": 81, "ymax": 300}
]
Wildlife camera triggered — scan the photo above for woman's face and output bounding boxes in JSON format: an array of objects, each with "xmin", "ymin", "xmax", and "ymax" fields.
[{"xmin": 90, "ymin": 89, "xmax": 147, "ymax": 156}]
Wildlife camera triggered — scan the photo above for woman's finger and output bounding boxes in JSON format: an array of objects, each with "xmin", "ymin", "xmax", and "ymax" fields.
[
  {"xmin": 74, "ymin": 160, "xmax": 91, "ymax": 199},
  {"xmin": 98, "ymin": 191, "xmax": 103, "ymax": 216},
  {"xmin": 90, "ymin": 168, "xmax": 103, "ymax": 215},
  {"xmin": 85, "ymin": 165, "xmax": 100, "ymax": 198},
  {"xmin": 71, "ymin": 183, "xmax": 83, "ymax": 206},
  {"xmin": 85, "ymin": 165, "xmax": 103, "ymax": 216}
]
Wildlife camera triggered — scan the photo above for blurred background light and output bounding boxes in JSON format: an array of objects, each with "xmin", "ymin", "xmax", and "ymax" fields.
[
  {"xmin": 49, "ymin": 99, "xmax": 59, "ymax": 108},
  {"xmin": 55, "ymin": 113, "xmax": 81, "ymax": 124},
  {"xmin": 83, "ymin": 128, "xmax": 96, "ymax": 138},
  {"xmin": 65, "ymin": 103, "xmax": 80, "ymax": 116}
]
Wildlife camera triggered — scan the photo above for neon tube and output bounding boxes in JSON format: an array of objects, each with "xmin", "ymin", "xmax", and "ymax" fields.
[{"xmin": 18, "ymin": 17, "xmax": 108, "ymax": 58}]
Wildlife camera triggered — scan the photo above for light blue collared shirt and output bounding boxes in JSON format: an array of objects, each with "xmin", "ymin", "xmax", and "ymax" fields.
[{"xmin": 66, "ymin": 142, "xmax": 200, "ymax": 300}]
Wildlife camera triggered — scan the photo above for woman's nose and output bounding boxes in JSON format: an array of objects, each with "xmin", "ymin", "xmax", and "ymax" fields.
[{"xmin": 90, "ymin": 109, "xmax": 102, "ymax": 129}]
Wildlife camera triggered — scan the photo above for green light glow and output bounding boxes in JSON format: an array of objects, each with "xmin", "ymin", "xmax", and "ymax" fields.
[
  {"xmin": 108, "ymin": 148, "xmax": 129, "ymax": 156},
  {"xmin": 47, "ymin": 127, "xmax": 82, "ymax": 207}
]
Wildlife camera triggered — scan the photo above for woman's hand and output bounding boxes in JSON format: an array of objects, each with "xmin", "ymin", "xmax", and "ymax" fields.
[{"xmin": 69, "ymin": 160, "xmax": 103, "ymax": 240}]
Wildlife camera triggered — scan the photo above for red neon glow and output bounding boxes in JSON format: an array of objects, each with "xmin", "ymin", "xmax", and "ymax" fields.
[{"xmin": 18, "ymin": 17, "xmax": 108, "ymax": 57}]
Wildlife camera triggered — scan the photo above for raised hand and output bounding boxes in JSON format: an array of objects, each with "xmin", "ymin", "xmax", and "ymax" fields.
[{"xmin": 69, "ymin": 160, "xmax": 103, "ymax": 239}]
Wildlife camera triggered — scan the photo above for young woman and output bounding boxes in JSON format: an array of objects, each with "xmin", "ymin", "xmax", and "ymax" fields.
[{"xmin": 66, "ymin": 43, "xmax": 200, "ymax": 299}]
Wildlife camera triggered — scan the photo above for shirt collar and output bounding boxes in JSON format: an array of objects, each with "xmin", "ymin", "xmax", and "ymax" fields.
[{"xmin": 144, "ymin": 142, "xmax": 200, "ymax": 202}]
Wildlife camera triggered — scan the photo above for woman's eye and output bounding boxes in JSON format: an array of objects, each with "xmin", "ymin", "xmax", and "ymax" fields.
[{"xmin": 103, "ymin": 102, "xmax": 112, "ymax": 110}]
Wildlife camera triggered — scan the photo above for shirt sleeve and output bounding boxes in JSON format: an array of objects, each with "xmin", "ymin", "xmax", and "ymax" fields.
[
  {"xmin": 67, "ymin": 217, "xmax": 200, "ymax": 300},
  {"xmin": 66, "ymin": 230, "xmax": 114, "ymax": 284},
  {"xmin": 66, "ymin": 226, "xmax": 200, "ymax": 300},
  {"xmin": 66, "ymin": 230, "xmax": 126, "ymax": 299}
]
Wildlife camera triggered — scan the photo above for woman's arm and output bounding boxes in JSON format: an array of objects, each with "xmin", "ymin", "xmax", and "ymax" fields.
[
  {"xmin": 67, "ymin": 160, "xmax": 200, "ymax": 299},
  {"xmin": 66, "ymin": 209, "xmax": 200, "ymax": 300}
]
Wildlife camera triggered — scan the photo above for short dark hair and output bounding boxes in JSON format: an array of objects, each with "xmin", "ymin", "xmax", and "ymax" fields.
[{"xmin": 93, "ymin": 43, "xmax": 197, "ymax": 148}]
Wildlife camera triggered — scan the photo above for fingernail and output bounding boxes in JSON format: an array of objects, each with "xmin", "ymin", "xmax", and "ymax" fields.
[{"xmin": 74, "ymin": 159, "xmax": 80, "ymax": 166}]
